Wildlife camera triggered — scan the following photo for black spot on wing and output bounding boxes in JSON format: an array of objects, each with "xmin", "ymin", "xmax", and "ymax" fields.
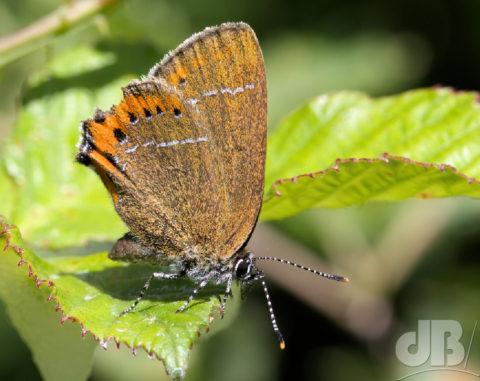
[
  {"xmin": 114, "ymin": 128, "xmax": 127, "ymax": 143},
  {"xmin": 76, "ymin": 152, "xmax": 91, "ymax": 165},
  {"xmin": 128, "ymin": 112, "xmax": 138, "ymax": 125}
]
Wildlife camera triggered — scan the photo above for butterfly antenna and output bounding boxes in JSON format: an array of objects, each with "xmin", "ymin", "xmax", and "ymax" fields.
[
  {"xmin": 254, "ymin": 256, "xmax": 349, "ymax": 283},
  {"xmin": 258, "ymin": 273, "xmax": 285, "ymax": 350}
]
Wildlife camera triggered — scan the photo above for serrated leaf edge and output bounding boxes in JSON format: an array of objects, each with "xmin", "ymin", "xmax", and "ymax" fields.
[
  {"xmin": 263, "ymin": 152, "xmax": 480, "ymax": 201},
  {"xmin": 0, "ymin": 216, "xmax": 216, "ymax": 377}
]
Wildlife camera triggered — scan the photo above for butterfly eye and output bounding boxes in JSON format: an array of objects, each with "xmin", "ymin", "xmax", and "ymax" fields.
[
  {"xmin": 235, "ymin": 258, "xmax": 251, "ymax": 278},
  {"xmin": 143, "ymin": 108, "xmax": 152, "ymax": 120},
  {"xmin": 156, "ymin": 105, "xmax": 164, "ymax": 116},
  {"xmin": 174, "ymin": 108, "xmax": 182, "ymax": 118},
  {"xmin": 179, "ymin": 77, "xmax": 186, "ymax": 86},
  {"xmin": 128, "ymin": 112, "xmax": 139, "ymax": 125}
]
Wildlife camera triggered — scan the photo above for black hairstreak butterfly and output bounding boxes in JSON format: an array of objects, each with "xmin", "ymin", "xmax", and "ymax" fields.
[{"xmin": 76, "ymin": 22, "xmax": 348, "ymax": 349}]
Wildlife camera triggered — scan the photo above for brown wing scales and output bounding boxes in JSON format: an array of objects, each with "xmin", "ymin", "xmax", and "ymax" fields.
[
  {"xmin": 77, "ymin": 22, "xmax": 267, "ymax": 262},
  {"xmin": 150, "ymin": 23, "xmax": 267, "ymax": 260}
]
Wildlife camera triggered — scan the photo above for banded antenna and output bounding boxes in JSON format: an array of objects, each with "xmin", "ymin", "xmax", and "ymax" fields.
[{"xmin": 254, "ymin": 256, "xmax": 349, "ymax": 349}]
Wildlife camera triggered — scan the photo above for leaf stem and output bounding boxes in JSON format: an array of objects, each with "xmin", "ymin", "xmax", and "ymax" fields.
[{"xmin": 0, "ymin": 0, "xmax": 120, "ymax": 67}]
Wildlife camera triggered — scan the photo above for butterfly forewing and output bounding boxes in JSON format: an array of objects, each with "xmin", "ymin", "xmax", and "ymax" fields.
[{"xmin": 151, "ymin": 22, "xmax": 267, "ymax": 260}]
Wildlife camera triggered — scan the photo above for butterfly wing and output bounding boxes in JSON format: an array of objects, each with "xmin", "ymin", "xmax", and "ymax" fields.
[
  {"xmin": 77, "ymin": 22, "xmax": 266, "ymax": 262},
  {"xmin": 151, "ymin": 23, "xmax": 267, "ymax": 260}
]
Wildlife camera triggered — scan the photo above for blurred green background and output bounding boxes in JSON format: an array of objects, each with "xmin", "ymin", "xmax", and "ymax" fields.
[{"xmin": 1, "ymin": 0, "xmax": 480, "ymax": 380}]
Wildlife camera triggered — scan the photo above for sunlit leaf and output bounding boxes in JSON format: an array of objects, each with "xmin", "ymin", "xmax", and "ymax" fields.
[
  {"xmin": 0, "ymin": 217, "xmax": 224, "ymax": 380},
  {"xmin": 261, "ymin": 89, "xmax": 480, "ymax": 219}
]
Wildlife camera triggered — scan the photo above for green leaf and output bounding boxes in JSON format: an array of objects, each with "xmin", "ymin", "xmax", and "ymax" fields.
[
  {"xmin": 27, "ymin": 45, "xmax": 116, "ymax": 88},
  {"xmin": 261, "ymin": 154, "xmax": 480, "ymax": 220},
  {"xmin": 261, "ymin": 89, "xmax": 480, "ymax": 220},
  {"xmin": 0, "ymin": 218, "xmax": 97, "ymax": 381},
  {"xmin": 0, "ymin": 217, "xmax": 224, "ymax": 380},
  {"xmin": 265, "ymin": 32, "xmax": 430, "ymax": 127}
]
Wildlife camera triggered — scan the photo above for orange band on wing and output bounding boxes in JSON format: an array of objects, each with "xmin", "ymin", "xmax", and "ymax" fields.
[
  {"xmin": 116, "ymin": 94, "xmax": 154, "ymax": 124},
  {"xmin": 116, "ymin": 93, "xmax": 182, "ymax": 121},
  {"xmin": 88, "ymin": 150, "xmax": 122, "ymax": 207},
  {"xmin": 167, "ymin": 65, "xmax": 188, "ymax": 86},
  {"xmin": 125, "ymin": 94, "xmax": 151, "ymax": 111},
  {"xmin": 89, "ymin": 119, "xmax": 118, "ymax": 154},
  {"xmin": 94, "ymin": 163, "xmax": 120, "ymax": 207},
  {"xmin": 191, "ymin": 54, "xmax": 206, "ymax": 69},
  {"xmin": 88, "ymin": 150, "xmax": 122, "ymax": 179}
]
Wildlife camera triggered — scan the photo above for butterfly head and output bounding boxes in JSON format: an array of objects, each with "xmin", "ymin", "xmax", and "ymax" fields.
[{"xmin": 233, "ymin": 251, "xmax": 260, "ymax": 282}]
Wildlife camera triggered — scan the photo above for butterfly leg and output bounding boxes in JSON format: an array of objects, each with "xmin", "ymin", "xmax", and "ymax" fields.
[
  {"xmin": 220, "ymin": 274, "xmax": 233, "ymax": 319},
  {"xmin": 120, "ymin": 271, "xmax": 181, "ymax": 316},
  {"xmin": 176, "ymin": 278, "xmax": 210, "ymax": 313}
]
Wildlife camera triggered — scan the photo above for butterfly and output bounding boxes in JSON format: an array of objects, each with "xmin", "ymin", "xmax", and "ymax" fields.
[{"xmin": 76, "ymin": 22, "xmax": 348, "ymax": 349}]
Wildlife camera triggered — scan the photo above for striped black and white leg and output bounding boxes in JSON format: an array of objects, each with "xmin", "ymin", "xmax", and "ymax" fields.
[
  {"xmin": 259, "ymin": 274, "xmax": 285, "ymax": 350},
  {"xmin": 120, "ymin": 272, "xmax": 180, "ymax": 316},
  {"xmin": 176, "ymin": 278, "xmax": 209, "ymax": 313},
  {"xmin": 220, "ymin": 275, "xmax": 233, "ymax": 319},
  {"xmin": 255, "ymin": 256, "xmax": 349, "ymax": 283}
]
